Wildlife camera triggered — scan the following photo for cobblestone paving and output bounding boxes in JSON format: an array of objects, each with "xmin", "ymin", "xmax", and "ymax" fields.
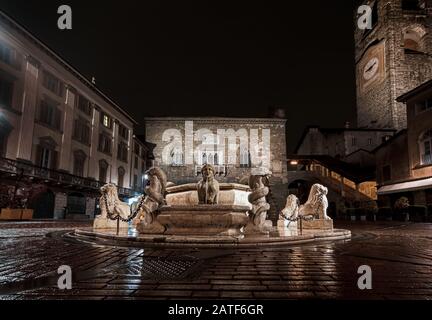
[{"xmin": 0, "ymin": 221, "xmax": 432, "ymax": 300}]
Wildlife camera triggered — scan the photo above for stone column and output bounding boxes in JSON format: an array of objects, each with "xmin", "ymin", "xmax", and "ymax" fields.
[
  {"xmin": 111, "ymin": 120, "xmax": 119, "ymax": 184},
  {"xmin": 86, "ymin": 197, "xmax": 96, "ymax": 218},
  {"xmin": 16, "ymin": 56, "xmax": 39, "ymax": 161},
  {"xmin": 58, "ymin": 86, "xmax": 75, "ymax": 172},
  {"xmin": 54, "ymin": 192, "xmax": 67, "ymax": 219},
  {"xmin": 88, "ymin": 106, "xmax": 100, "ymax": 179},
  {"xmin": 340, "ymin": 177, "xmax": 345, "ymax": 197}
]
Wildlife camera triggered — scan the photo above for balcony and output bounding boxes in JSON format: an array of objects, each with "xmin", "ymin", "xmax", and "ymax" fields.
[{"xmin": 0, "ymin": 157, "xmax": 138, "ymax": 197}]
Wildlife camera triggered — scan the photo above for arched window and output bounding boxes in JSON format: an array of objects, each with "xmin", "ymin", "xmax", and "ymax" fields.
[
  {"xmin": 202, "ymin": 153, "xmax": 207, "ymax": 165},
  {"xmin": 208, "ymin": 154, "xmax": 214, "ymax": 165},
  {"xmin": 170, "ymin": 147, "xmax": 183, "ymax": 166},
  {"xmin": 419, "ymin": 129, "xmax": 432, "ymax": 165},
  {"xmin": 99, "ymin": 159, "xmax": 109, "ymax": 183},
  {"xmin": 403, "ymin": 25, "xmax": 426, "ymax": 53},
  {"xmin": 73, "ymin": 150, "xmax": 86, "ymax": 177},
  {"xmin": 240, "ymin": 148, "xmax": 249, "ymax": 168},
  {"xmin": 214, "ymin": 153, "xmax": 219, "ymax": 165},
  {"xmin": 118, "ymin": 167, "xmax": 125, "ymax": 187}
]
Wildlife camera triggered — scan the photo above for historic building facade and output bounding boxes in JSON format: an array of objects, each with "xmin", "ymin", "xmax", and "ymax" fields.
[
  {"xmin": 0, "ymin": 11, "xmax": 140, "ymax": 219},
  {"xmin": 375, "ymin": 79, "xmax": 432, "ymax": 209},
  {"xmin": 145, "ymin": 117, "xmax": 289, "ymax": 222},
  {"xmin": 355, "ymin": 0, "xmax": 432, "ymax": 130},
  {"xmin": 295, "ymin": 125, "xmax": 395, "ymax": 168}
]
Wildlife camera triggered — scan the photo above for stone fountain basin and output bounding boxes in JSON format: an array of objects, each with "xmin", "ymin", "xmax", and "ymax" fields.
[
  {"xmin": 166, "ymin": 183, "xmax": 252, "ymax": 208},
  {"xmin": 157, "ymin": 204, "xmax": 250, "ymax": 238},
  {"xmin": 160, "ymin": 183, "xmax": 252, "ymax": 238}
]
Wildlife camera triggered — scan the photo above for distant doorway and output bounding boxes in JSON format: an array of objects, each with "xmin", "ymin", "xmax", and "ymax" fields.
[
  {"xmin": 67, "ymin": 192, "xmax": 86, "ymax": 215},
  {"xmin": 32, "ymin": 189, "xmax": 55, "ymax": 219}
]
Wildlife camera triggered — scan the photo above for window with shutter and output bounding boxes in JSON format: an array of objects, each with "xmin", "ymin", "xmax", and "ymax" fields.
[
  {"xmin": 77, "ymin": 94, "xmax": 92, "ymax": 116},
  {"xmin": 50, "ymin": 150, "xmax": 58, "ymax": 170},
  {"xmin": 42, "ymin": 71, "xmax": 64, "ymax": 97},
  {"xmin": 0, "ymin": 41, "xmax": 12, "ymax": 65},
  {"xmin": 54, "ymin": 108, "xmax": 61, "ymax": 130},
  {"xmin": 39, "ymin": 99, "xmax": 62, "ymax": 130},
  {"xmin": 0, "ymin": 76, "xmax": 13, "ymax": 108},
  {"xmin": 99, "ymin": 160, "xmax": 108, "ymax": 183}
]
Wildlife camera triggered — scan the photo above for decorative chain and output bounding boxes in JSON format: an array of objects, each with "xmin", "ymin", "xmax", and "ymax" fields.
[
  {"xmin": 103, "ymin": 193, "xmax": 145, "ymax": 222},
  {"xmin": 280, "ymin": 194, "xmax": 324, "ymax": 222}
]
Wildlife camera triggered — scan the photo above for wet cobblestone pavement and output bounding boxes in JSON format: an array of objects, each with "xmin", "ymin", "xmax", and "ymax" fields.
[{"xmin": 0, "ymin": 220, "xmax": 432, "ymax": 300}]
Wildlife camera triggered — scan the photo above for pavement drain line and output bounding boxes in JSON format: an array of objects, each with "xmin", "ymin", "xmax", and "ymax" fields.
[{"xmin": 0, "ymin": 231, "xmax": 235, "ymax": 296}]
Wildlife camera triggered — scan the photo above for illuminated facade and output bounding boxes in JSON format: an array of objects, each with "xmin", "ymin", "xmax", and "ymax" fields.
[{"xmin": 0, "ymin": 11, "xmax": 141, "ymax": 219}]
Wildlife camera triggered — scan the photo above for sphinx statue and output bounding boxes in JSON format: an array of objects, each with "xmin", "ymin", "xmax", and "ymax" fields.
[
  {"xmin": 136, "ymin": 167, "xmax": 168, "ymax": 234},
  {"xmin": 299, "ymin": 183, "xmax": 330, "ymax": 220},
  {"xmin": 278, "ymin": 194, "xmax": 300, "ymax": 234},
  {"xmin": 93, "ymin": 183, "xmax": 131, "ymax": 230},
  {"xmin": 197, "ymin": 164, "xmax": 220, "ymax": 204},
  {"xmin": 279, "ymin": 183, "xmax": 333, "ymax": 231},
  {"xmin": 244, "ymin": 167, "xmax": 272, "ymax": 235}
]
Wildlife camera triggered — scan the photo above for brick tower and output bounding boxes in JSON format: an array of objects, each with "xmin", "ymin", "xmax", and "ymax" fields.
[{"xmin": 355, "ymin": 0, "xmax": 432, "ymax": 130}]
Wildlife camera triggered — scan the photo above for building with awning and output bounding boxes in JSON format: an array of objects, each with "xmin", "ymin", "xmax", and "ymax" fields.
[
  {"xmin": 377, "ymin": 177, "xmax": 432, "ymax": 195},
  {"xmin": 374, "ymin": 79, "xmax": 432, "ymax": 209}
]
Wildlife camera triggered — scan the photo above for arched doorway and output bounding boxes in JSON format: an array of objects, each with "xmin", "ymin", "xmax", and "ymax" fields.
[
  {"xmin": 66, "ymin": 192, "xmax": 86, "ymax": 216},
  {"xmin": 32, "ymin": 189, "xmax": 55, "ymax": 219},
  {"xmin": 0, "ymin": 117, "xmax": 12, "ymax": 157},
  {"xmin": 288, "ymin": 180, "xmax": 311, "ymax": 204}
]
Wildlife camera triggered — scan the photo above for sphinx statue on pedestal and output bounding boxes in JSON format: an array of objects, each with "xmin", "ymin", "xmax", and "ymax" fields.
[
  {"xmin": 197, "ymin": 164, "xmax": 220, "ymax": 204},
  {"xmin": 279, "ymin": 183, "xmax": 333, "ymax": 231},
  {"xmin": 93, "ymin": 183, "xmax": 130, "ymax": 230}
]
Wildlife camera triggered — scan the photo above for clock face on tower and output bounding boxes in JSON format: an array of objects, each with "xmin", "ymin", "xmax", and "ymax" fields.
[
  {"xmin": 363, "ymin": 57, "xmax": 379, "ymax": 80},
  {"xmin": 358, "ymin": 41, "xmax": 386, "ymax": 92}
]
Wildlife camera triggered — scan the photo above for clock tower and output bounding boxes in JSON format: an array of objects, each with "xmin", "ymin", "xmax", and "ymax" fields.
[{"xmin": 355, "ymin": 0, "xmax": 432, "ymax": 130}]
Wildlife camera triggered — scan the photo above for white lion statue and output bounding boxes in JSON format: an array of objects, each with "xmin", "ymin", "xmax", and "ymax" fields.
[
  {"xmin": 279, "ymin": 194, "xmax": 300, "ymax": 221},
  {"xmin": 98, "ymin": 183, "xmax": 131, "ymax": 221},
  {"xmin": 298, "ymin": 183, "xmax": 330, "ymax": 220}
]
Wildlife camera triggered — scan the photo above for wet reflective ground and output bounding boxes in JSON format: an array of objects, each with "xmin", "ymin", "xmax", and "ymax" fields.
[{"xmin": 0, "ymin": 221, "xmax": 432, "ymax": 300}]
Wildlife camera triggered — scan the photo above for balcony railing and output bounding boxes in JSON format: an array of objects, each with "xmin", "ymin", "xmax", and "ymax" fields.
[{"xmin": 0, "ymin": 157, "xmax": 138, "ymax": 197}]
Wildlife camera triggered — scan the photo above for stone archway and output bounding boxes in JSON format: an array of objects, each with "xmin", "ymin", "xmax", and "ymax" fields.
[
  {"xmin": 31, "ymin": 189, "xmax": 55, "ymax": 219},
  {"xmin": 288, "ymin": 179, "xmax": 312, "ymax": 204},
  {"xmin": 66, "ymin": 192, "xmax": 86, "ymax": 216}
]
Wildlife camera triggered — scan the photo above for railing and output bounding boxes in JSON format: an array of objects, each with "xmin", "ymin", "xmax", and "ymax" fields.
[
  {"xmin": 0, "ymin": 157, "xmax": 138, "ymax": 196},
  {"xmin": 289, "ymin": 159, "xmax": 376, "ymax": 200}
]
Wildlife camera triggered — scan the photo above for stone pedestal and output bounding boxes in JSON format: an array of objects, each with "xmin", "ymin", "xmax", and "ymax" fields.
[
  {"xmin": 277, "ymin": 219, "xmax": 298, "ymax": 236},
  {"xmin": 157, "ymin": 205, "xmax": 250, "ymax": 238},
  {"xmin": 93, "ymin": 216, "xmax": 129, "ymax": 230},
  {"xmin": 301, "ymin": 219, "xmax": 333, "ymax": 231},
  {"xmin": 244, "ymin": 219, "xmax": 273, "ymax": 236},
  {"xmin": 136, "ymin": 220, "xmax": 166, "ymax": 234}
]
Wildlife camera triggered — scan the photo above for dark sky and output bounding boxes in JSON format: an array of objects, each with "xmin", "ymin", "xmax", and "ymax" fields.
[{"xmin": 0, "ymin": 0, "xmax": 358, "ymax": 151}]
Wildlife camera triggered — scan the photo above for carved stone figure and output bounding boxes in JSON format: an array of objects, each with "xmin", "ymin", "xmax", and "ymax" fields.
[
  {"xmin": 93, "ymin": 183, "xmax": 130, "ymax": 229},
  {"xmin": 244, "ymin": 167, "xmax": 272, "ymax": 234},
  {"xmin": 136, "ymin": 167, "xmax": 167, "ymax": 233},
  {"xmin": 298, "ymin": 184, "xmax": 330, "ymax": 220},
  {"xmin": 278, "ymin": 194, "xmax": 300, "ymax": 235},
  {"xmin": 279, "ymin": 194, "xmax": 300, "ymax": 221},
  {"xmin": 197, "ymin": 164, "xmax": 220, "ymax": 204}
]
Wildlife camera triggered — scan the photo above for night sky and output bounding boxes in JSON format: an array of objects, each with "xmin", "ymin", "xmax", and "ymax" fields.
[{"xmin": 0, "ymin": 0, "xmax": 358, "ymax": 151}]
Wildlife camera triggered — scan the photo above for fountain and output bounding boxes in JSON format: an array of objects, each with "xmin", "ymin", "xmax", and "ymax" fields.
[{"xmin": 74, "ymin": 165, "xmax": 351, "ymax": 248}]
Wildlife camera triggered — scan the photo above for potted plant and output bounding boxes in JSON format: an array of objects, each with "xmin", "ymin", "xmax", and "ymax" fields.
[{"xmin": 394, "ymin": 197, "xmax": 410, "ymax": 221}]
